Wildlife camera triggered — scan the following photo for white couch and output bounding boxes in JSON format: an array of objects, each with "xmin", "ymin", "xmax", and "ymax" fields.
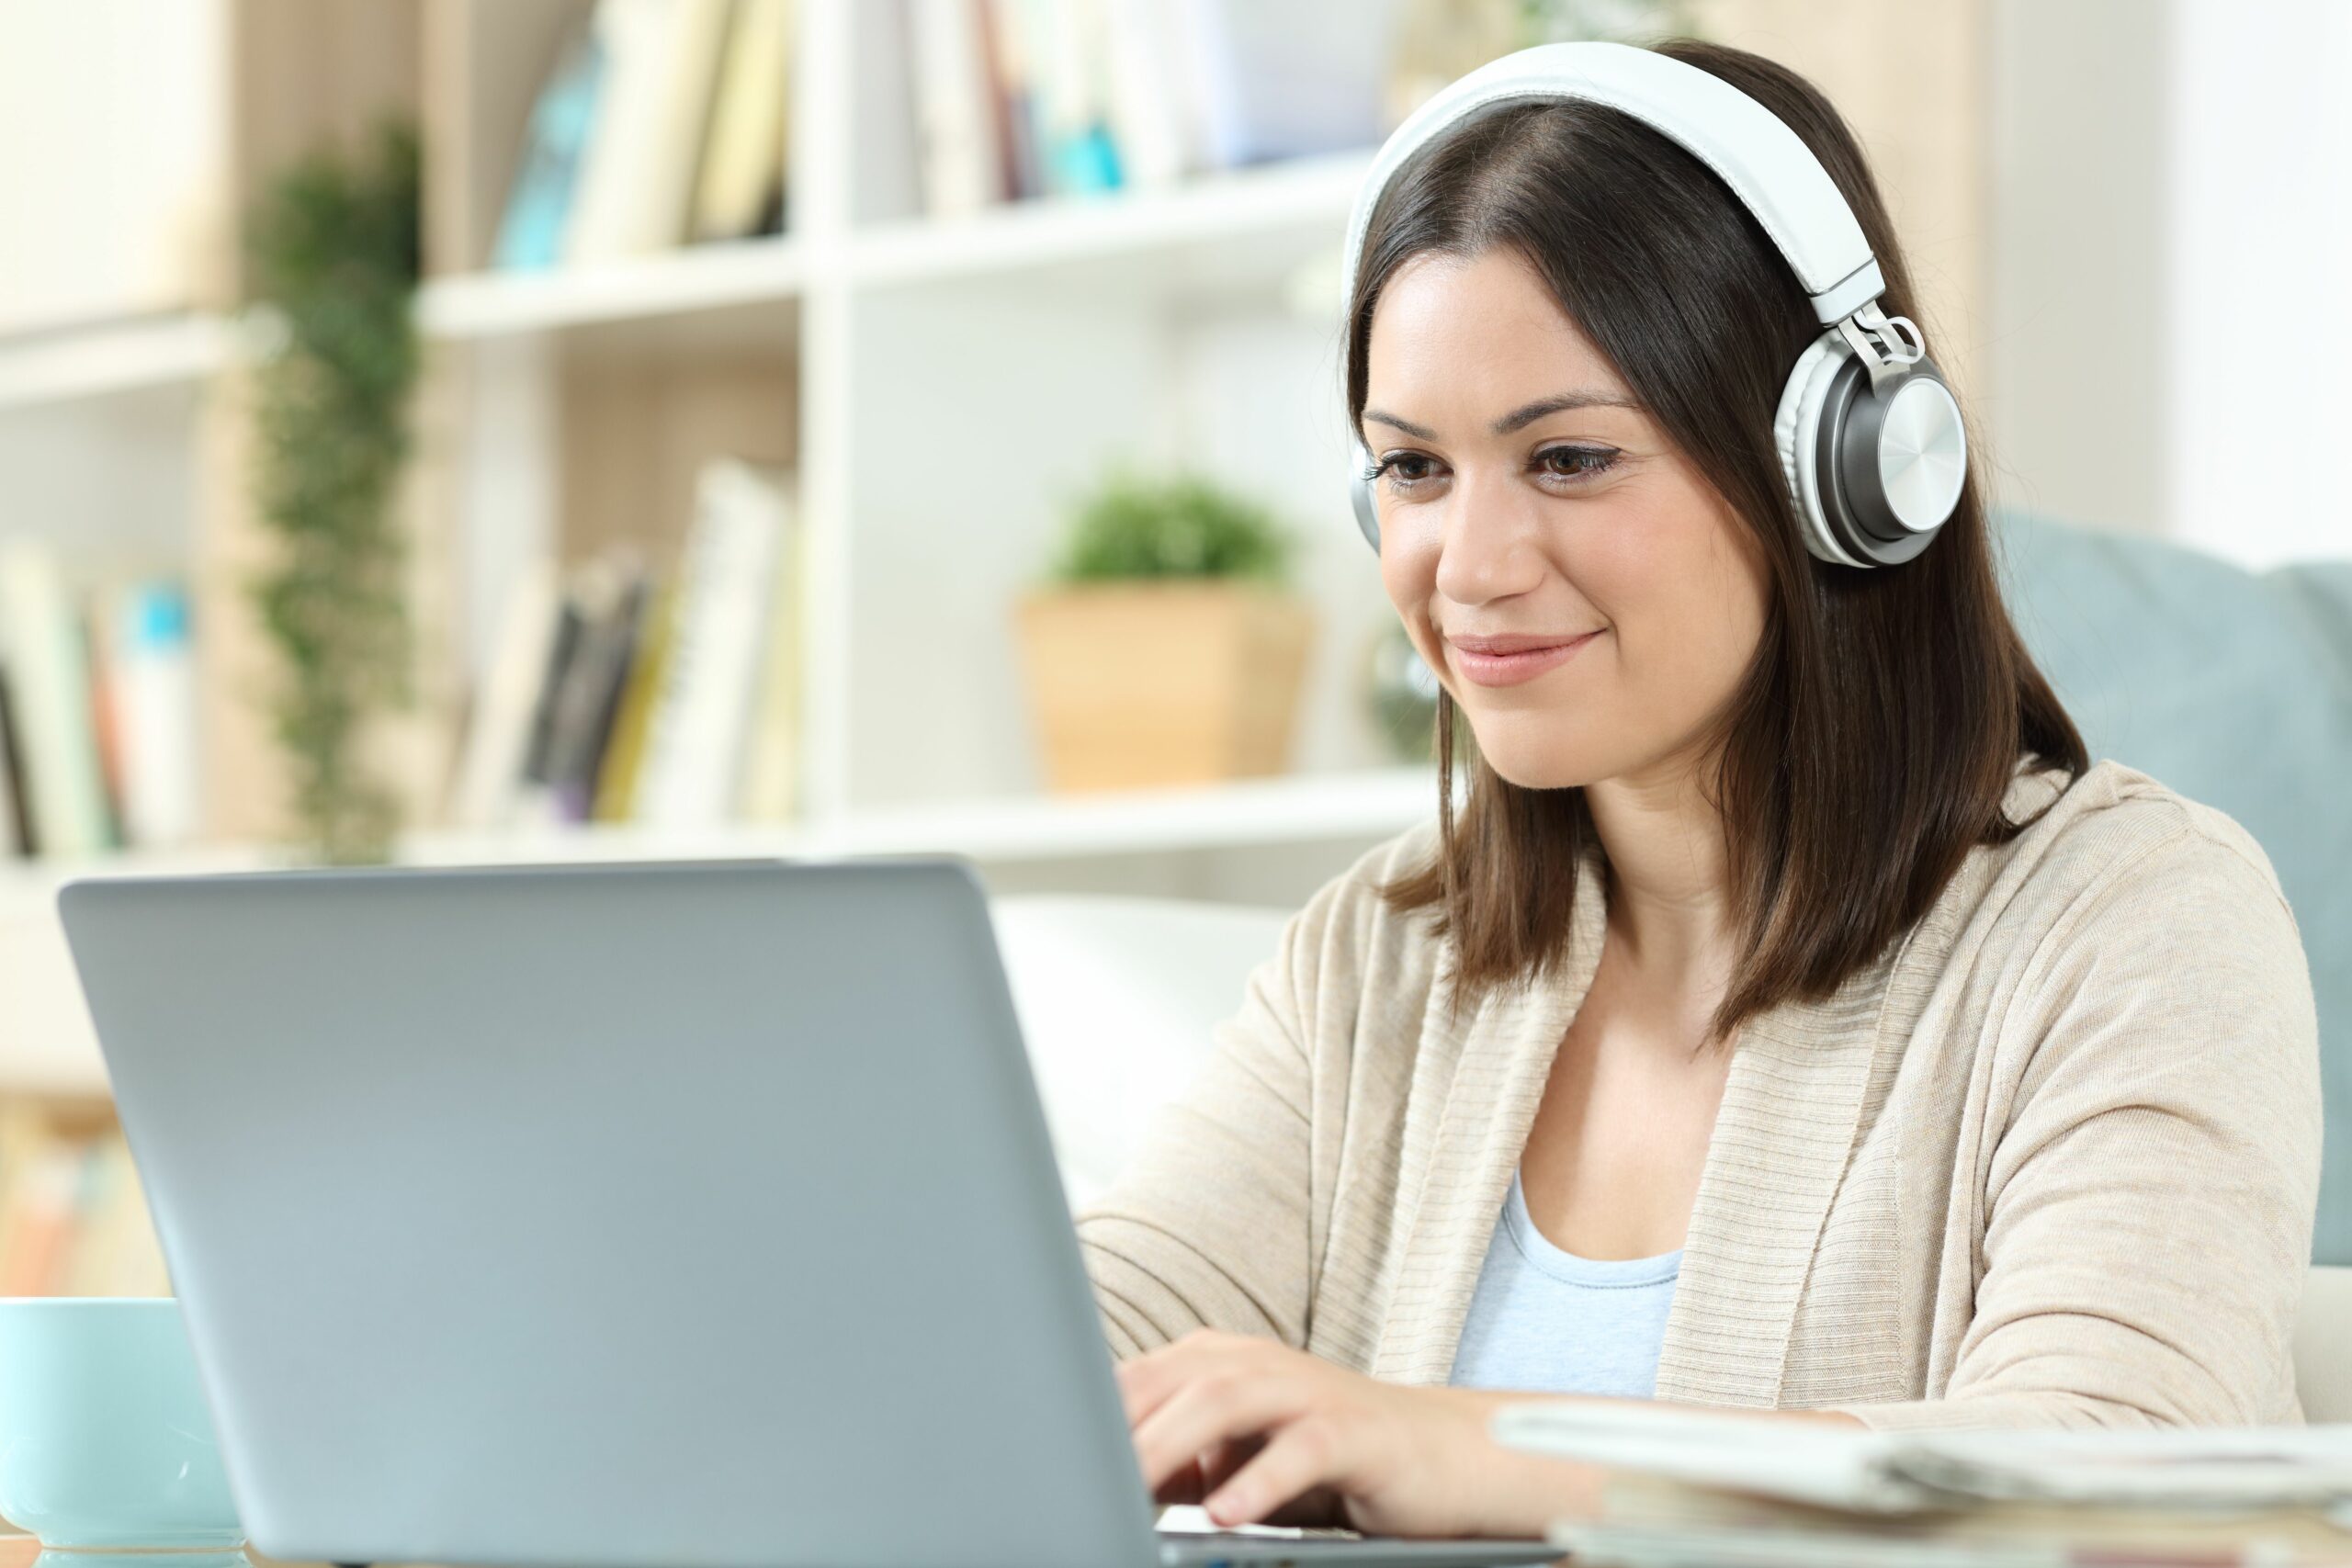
[
  {"xmin": 989, "ymin": 893, "xmax": 1292, "ymax": 1211},
  {"xmin": 989, "ymin": 891, "xmax": 2352, "ymax": 1421}
]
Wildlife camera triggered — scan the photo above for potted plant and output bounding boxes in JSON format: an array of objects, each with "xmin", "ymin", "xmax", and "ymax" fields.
[
  {"xmin": 245, "ymin": 119, "xmax": 422, "ymax": 864},
  {"xmin": 1014, "ymin": 463, "xmax": 1315, "ymax": 793}
]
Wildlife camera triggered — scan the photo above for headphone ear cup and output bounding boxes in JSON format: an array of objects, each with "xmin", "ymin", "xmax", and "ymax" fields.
[
  {"xmin": 1834, "ymin": 357, "xmax": 1964, "ymax": 558},
  {"xmin": 1349, "ymin": 441, "xmax": 1381, "ymax": 553},
  {"xmin": 1774, "ymin": 330, "xmax": 1868, "ymax": 568}
]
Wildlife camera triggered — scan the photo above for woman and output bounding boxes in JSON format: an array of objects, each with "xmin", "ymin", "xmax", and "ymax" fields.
[{"xmin": 1074, "ymin": 36, "xmax": 2323, "ymax": 1541}]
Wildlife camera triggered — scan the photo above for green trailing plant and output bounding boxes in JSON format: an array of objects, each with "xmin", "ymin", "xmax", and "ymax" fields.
[
  {"xmin": 1046, "ymin": 461, "xmax": 1298, "ymax": 585},
  {"xmin": 244, "ymin": 118, "xmax": 423, "ymax": 864}
]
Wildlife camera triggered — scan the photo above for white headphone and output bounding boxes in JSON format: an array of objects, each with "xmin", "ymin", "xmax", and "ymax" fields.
[{"xmin": 1342, "ymin": 40, "xmax": 1967, "ymax": 570}]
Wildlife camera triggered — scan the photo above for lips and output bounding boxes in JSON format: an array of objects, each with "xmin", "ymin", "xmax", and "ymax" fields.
[
  {"xmin": 1446, "ymin": 632, "xmax": 1594, "ymax": 655},
  {"xmin": 1446, "ymin": 629, "xmax": 1603, "ymax": 687}
]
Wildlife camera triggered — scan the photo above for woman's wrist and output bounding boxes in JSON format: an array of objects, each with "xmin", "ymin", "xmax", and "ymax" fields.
[{"xmin": 1419, "ymin": 1386, "xmax": 1608, "ymax": 1540}]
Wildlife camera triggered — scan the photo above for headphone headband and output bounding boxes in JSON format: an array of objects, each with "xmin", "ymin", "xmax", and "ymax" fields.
[
  {"xmin": 1340, "ymin": 39, "xmax": 1964, "ymax": 570},
  {"xmin": 1340, "ymin": 40, "xmax": 1884, "ymax": 327}
]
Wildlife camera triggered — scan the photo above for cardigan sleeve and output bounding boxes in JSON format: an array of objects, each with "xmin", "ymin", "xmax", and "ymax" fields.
[
  {"xmin": 1828, "ymin": 823, "xmax": 2324, "ymax": 1431},
  {"xmin": 1071, "ymin": 864, "xmax": 1350, "ymax": 1360}
]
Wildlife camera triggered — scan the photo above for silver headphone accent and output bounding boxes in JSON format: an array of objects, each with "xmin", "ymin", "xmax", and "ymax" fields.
[{"xmin": 1343, "ymin": 43, "xmax": 1967, "ymax": 570}]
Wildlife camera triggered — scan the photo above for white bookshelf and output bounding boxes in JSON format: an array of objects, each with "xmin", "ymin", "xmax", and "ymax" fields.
[
  {"xmin": 0, "ymin": 0, "xmax": 1438, "ymax": 1095},
  {"xmin": 0, "ymin": 316, "xmax": 241, "ymax": 412},
  {"xmin": 417, "ymin": 236, "xmax": 810, "ymax": 339},
  {"xmin": 0, "ymin": 0, "xmax": 2002, "ymax": 1097}
]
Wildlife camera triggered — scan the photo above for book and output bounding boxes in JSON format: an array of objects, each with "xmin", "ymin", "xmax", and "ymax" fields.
[
  {"xmin": 1494, "ymin": 1402, "xmax": 2352, "ymax": 1565},
  {"xmin": 566, "ymin": 0, "xmax": 736, "ymax": 262},
  {"xmin": 0, "ymin": 1134, "xmax": 89, "ymax": 1297},
  {"xmin": 689, "ymin": 0, "xmax": 795, "ymax": 243},
  {"xmin": 81, "ymin": 590, "xmax": 129, "ymax": 849},
  {"xmin": 0, "ymin": 665, "xmax": 20, "ymax": 858},
  {"xmin": 969, "ymin": 0, "xmax": 1024, "ymax": 204},
  {"xmin": 112, "ymin": 581, "xmax": 201, "ymax": 849},
  {"xmin": 0, "ymin": 1118, "xmax": 171, "ymax": 1300},
  {"xmin": 0, "ymin": 540, "xmax": 110, "ymax": 858},
  {"xmin": 1099, "ymin": 0, "xmax": 1190, "ymax": 192},
  {"xmin": 1577, "ymin": 1469, "xmax": 2352, "ymax": 1564},
  {"xmin": 633, "ymin": 459, "xmax": 788, "ymax": 829},
  {"xmin": 1031, "ymin": 0, "xmax": 1122, "ymax": 195},
  {"xmin": 0, "ymin": 1101, "xmax": 54, "ymax": 1278},
  {"xmin": 591, "ymin": 579, "xmax": 677, "ymax": 823},
  {"xmin": 1161, "ymin": 0, "xmax": 1392, "ymax": 172},
  {"xmin": 909, "ymin": 0, "xmax": 1007, "ymax": 217},
  {"xmin": 978, "ymin": 0, "xmax": 1046, "ymax": 200},
  {"xmin": 734, "ymin": 483, "xmax": 803, "ymax": 824},
  {"xmin": 449, "ymin": 558, "xmax": 565, "ymax": 830},
  {"xmin": 492, "ymin": 18, "xmax": 609, "ymax": 271},
  {"xmin": 525, "ymin": 558, "xmax": 650, "ymax": 826},
  {"xmin": 1161, "ymin": 0, "xmax": 1245, "ymax": 174},
  {"xmin": 517, "ymin": 592, "xmax": 588, "ymax": 816},
  {"xmin": 62, "ymin": 1135, "xmax": 171, "ymax": 1298}
]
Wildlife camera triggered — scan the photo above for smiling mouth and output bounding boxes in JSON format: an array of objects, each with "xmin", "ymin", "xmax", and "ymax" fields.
[{"xmin": 1446, "ymin": 630, "xmax": 1604, "ymax": 686}]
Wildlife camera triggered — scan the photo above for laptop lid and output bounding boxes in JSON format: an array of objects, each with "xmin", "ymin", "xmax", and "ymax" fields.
[{"xmin": 60, "ymin": 858, "xmax": 1164, "ymax": 1568}]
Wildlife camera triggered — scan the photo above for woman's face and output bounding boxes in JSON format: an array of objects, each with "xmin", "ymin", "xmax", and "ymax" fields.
[{"xmin": 1364, "ymin": 245, "xmax": 1772, "ymax": 792}]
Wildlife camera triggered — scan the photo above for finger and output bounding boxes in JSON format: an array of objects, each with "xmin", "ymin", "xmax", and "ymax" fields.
[
  {"xmin": 1118, "ymin": 1332, "xmax": 1245, "ymax": 1428},
  {"xmin": 1131, "ymin": 1370, "xmax": 1306, "ymax": 1495},
  {"xmin": 1202, "ymin": 1416, "xmax": 1349, "ymax": 1529},
  {"xmin": 1153, "ymin": 1453, "xmax": 1209, "ymax": 1506},
  {"xmin": 1194, "ymin": 1435, "xmax": 1260, "ymax": 1495},
  {"xmin": 1257, "ymin": 1482, "xmax": 1350, "ymax": 1531},
  {"xmin": 1116, "ymin": 1346, "xmax": 1189, "ymax": 1428}
]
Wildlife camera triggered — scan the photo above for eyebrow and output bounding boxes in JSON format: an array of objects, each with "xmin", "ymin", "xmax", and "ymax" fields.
[{"xmin": 1361, "ymin": 390, "xmax": 1642, "ymax": 442}]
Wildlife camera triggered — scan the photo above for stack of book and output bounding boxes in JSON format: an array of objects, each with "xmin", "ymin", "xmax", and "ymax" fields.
[
  {"xmin": 495, "ymin": 0, "xmax": 795, "ymax": 269},
  {"xmin": 899, "ymin": 0, "xmax": 1396, "ymax": 218},
  {"xmin": 448, "ymin": 457, "xmax": 802, "ymax": 836},
  {"xmin": 1493, "ymin": 1402, "xmax": 2352, "ymax": 1567},
  {"xmin": 0, "ymin": 540, "xmax": 200, "ymax": 863},
  {"xmin": 0, "ymin": 1105, "xmax": 171, "ymax": 1298}
]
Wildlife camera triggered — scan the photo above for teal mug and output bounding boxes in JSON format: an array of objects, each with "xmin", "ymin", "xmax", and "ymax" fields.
[{"xmin": 0, "ymin": 1299, "xmax": 243, "ymax": 1551}]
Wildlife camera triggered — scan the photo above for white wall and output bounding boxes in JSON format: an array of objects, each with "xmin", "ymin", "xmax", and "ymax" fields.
[
  {"xmin": 2164, "ymin": 0, "xmax": 2352, "ymax": 569},
  {"xmin": 1984, "ymin": 0, "xmax": 2171, "ymax": 541},
  {"xmin": 1986, "ymin": 0, "xmax": 2352, "ymax": 565}
]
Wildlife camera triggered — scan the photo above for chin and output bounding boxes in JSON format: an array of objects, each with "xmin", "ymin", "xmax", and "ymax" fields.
[
  {"xmin": 1476, "ymin": 756, "xmax": 1602, "ymax": 792},
  {"xmin": 1453, "ymin": 711, "xmax": 1624, "ymax": 792}
]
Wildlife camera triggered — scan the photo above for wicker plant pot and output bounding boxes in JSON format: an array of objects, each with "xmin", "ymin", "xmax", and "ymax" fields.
[{"xmin": 1014, "ymin": 580, "xmax": 1317, "ymax": 793}]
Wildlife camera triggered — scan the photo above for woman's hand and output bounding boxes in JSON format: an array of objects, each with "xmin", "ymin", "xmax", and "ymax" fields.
[{"xmin": 1115, "ymin": 1328, "xmax": 1600, "ymax": 1540}]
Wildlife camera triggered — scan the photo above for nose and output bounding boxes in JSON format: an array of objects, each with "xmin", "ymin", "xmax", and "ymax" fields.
[{"xmin": 1431, "ymin": 458, "xmax": 1550, "ymax": 608}]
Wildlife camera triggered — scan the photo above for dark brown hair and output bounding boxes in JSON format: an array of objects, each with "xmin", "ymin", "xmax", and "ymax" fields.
[{"xmin": 1354, "ymin": 38, "xmax": 2088, "ymax": 1043}]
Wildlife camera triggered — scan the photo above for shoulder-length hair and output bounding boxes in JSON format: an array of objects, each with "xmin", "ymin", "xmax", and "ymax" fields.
[{"xmin": 1357, "ymin": 38, "xmax": 2088, "ymax": 1043}]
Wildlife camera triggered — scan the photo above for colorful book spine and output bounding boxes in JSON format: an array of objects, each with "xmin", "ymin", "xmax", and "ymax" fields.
[
  {"xmin": 493, "ymin": 20, "xmax": 609, "ymax": 271},
  {"xmin": 113, "ymin": 581, "xmax": 201, "ymax": 849}
]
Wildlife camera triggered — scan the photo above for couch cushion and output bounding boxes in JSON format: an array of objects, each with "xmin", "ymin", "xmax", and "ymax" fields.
[
  {"xmin": 1996, "ymin": 510, "xmax": 2352, "ymax": 1262},
  {"xmin": 989, "ymin": 894, "xmax": 1293, "ymax": 1209}
]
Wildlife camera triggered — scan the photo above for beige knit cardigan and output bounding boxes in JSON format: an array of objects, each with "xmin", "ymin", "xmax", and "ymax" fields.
[{"xmin": 1075, "ymin": 760, "xmax": 2324, "ymax": 1429}]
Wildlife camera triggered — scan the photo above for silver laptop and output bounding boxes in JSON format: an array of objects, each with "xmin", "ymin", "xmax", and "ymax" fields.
[{"xmin": 60, "ymin": 859, "xmax": 1560, "ymax": 1568}]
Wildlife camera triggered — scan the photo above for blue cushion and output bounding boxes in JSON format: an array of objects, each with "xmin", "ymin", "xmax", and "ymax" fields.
[{"xmin": 1994, "ymin": 509, "xmax": 2352, "ymax": 1263}]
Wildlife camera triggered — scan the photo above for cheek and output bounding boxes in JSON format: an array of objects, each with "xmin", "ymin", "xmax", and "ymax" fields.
[
  {"xmin": 1577, "ymin": 500, "xmax": 1769, "ymax": 694},
  {"xmin": 1379, "ymin": 535, "xmax": 1440, "ymax": 640}
]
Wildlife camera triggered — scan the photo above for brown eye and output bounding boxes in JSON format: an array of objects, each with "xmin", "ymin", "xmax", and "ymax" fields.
[
  {"xmin": 1370, "ymin": 454, "xmax": 1439, "ymax": 491},
  {"xmin": 1538, "ymin": 446, "xmax": 1621, "ymax": 480}
]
